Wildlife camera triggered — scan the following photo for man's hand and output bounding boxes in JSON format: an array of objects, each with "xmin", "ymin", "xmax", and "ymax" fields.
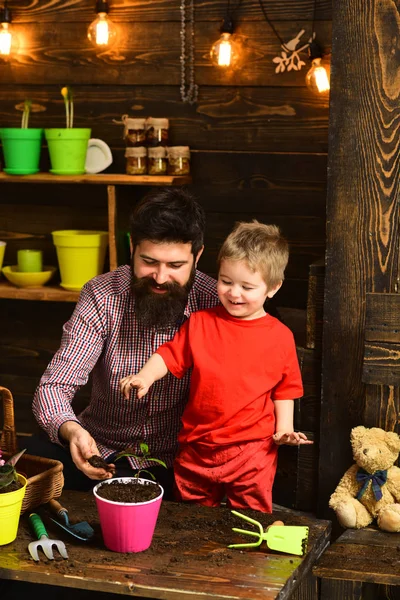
[
  {"xmin": 273, "ymin": 430, "xmax": 314, "ymax": 446},
  {"xmin": 59, "ymin": 421, "xmax": 114, "ymax": 480},
  {"xmin": 120, "ymin": 374, "xmax": 150, "ymax": 400}
]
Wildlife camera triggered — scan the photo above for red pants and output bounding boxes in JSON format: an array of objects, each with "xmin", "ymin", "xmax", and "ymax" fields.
[{"xmin": 174, "ymin": 437, "xmax": 277, "ymax": 513}]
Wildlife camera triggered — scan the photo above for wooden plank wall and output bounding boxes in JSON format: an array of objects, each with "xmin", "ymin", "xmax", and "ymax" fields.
[
  {"xmin": 0, "ymin": 1, "xmax": 331, "ymax": 482},
  {"xmin": 318, "ymin": 0, "xmax": 400, "ymax": 523}
]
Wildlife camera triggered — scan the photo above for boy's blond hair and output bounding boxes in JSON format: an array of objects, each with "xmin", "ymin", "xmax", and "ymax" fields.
[{"xmin": 218, "ymin": 220, "xmax": 289, "ymax": 289}]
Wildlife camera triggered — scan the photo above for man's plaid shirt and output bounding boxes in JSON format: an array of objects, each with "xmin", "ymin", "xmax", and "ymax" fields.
[{"xmin": 33, "ymin": 265, "xmax": 219, "ymax": 468}]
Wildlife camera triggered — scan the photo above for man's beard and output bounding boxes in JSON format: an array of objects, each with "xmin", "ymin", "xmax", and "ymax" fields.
[{"xmin": 131, "ymin": 264, "xmax": 196, "ymax": 329}]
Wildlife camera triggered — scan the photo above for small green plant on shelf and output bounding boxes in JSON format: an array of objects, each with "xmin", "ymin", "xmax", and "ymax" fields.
[
  {"xmin": 61, "ymin": 86, "xmax": 74, "ymax": 128},
  {"xmin": 20, "ymin": 99, "xmax": 31, "ymax": 128},
  {"xmin": 15, "ymin": 99, "xmax": 46, "ymax": 128}
]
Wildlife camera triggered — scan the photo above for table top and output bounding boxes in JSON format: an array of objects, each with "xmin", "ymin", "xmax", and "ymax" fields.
[
  {"xmin": 313, "ymin": 526, "xmax": 400, "ymax": 586},
  {"xmin": 0, "ymin": 490, "xmax": 331, "ymax": 600}
]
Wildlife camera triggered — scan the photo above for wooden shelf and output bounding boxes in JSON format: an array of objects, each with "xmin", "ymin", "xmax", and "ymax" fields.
[
  {"xmin": 0, "ymin": 280, "xmax": 79, "ymax": 302},
  {"xmin": 0, "ymin": 172, "xmax": 192, "ymax": 301},
  {"xmin": 0, "ymin": 173, "xmax": 192, "ymax": 186}
]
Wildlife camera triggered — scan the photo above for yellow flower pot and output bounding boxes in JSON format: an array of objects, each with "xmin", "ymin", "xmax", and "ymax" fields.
[
  {"xmin": 52, "ymin": 230, "xmax": 108, "ymax": 291},
  {"xmin": 0, "ymin": 474, "xmax": 27, "ymax": 545}
]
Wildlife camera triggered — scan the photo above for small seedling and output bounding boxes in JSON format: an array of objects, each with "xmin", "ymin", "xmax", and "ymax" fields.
[
  {"xmin": 20, "ymin": 99, "xmax": 31, "ymax": 128},
  {"xmin": 14, "ymin": 99, "xmax": 46, "ymax": 128},
  {"xmin": 114, "ymin": 442, "xmax": 167, "ymax": 481},
  {"xmin": 61, "ymin": 86, "xmax": 74, "ymax": 128},
  {"xmin": 88, "ymin": 443, "xmax": 167, "ymax": 481}
]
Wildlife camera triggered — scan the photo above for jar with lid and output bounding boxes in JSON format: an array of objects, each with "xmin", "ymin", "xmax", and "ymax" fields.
[
  {"xmin": 167, "ymin": 146, "xmax": 190, "ymax": 175},
  {"xmin": 146, "ymin": 117, "xmax": 169, "ymax": 146},
  {"xmin": 125, "ymin": 147, "xmax": 147, "ymax": 175},
  {"xmin": 148, "ymin": 146, "xmax": 167, "ymax": 175},
  {"xmin": 124, "ymin": 117, "xmax": 146, "ymax": 147}
]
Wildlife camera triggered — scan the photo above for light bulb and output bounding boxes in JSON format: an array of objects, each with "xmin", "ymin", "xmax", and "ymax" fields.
[
  {"xmin": 0, "ymin": 22, "xmax": 12, "ymax": 55},
  {"xmin": 306, "ymin": 58, "xmax": 330, "ymax": 93},
  {"xmin": 0, "ymin": 4, "xmax": 18, "ymax": 58},
  {"xmin": 210, "ymin": 15, "xmax": 241, "ymax": 69},
  {"xmin": 87, "ymin": 1, "xmax": 117, "ymax": 49},
  {"xmin": 210, "ymin": 32, "xmax": 241, "ymax": 69}
]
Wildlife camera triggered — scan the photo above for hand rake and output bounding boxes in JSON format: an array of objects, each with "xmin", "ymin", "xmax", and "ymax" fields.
[
  {"xmin": 28, "ymin": 513, "xmax": 68, "ymax": 561},
  {"xmin": 228, "ymin": 510, "xmax": 309, "ymax": 556}
]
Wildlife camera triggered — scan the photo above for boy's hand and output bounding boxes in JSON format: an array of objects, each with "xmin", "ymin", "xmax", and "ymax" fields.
[
  {"xmin": 273, "ymin": 431, "xmax": 314, "ymax": 446},
  {"xmin": 120, "ymin": 375, "xmax": 150, "ymax": 400}
]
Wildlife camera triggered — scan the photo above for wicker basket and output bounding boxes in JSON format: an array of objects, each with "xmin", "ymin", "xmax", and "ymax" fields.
[{"xmin": 0, "ymin": 386, "xmax": 64, "ymax": 514}]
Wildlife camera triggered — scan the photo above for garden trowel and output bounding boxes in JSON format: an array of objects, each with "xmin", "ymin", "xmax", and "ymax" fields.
[
  {"xmin": 228, "ymin": 510, "xmax": 309, "ymax": 556},
  {"xmin": 48, "ymin": 498, "xmax": 94, "ymax": 541}
]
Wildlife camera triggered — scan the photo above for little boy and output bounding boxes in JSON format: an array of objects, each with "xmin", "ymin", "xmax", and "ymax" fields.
[{"xmin": 120, "ymin": 221, "xmax": 312, "ymax": 512}]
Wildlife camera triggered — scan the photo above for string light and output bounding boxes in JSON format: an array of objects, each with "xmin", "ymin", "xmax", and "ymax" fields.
[
  {"xmin": 210, "ymin": 15, "xmax": 241, "ymax": 68},
  {"xmin": 87, "ymin": 0, "xmax": 117, "ymax": 49},
  {"xmin": 210, "ymin": 1, "xmax": 243, "ymax": 69},
  {"xmin": 305, "ymin": 0, "xmax": 330, "ymax": 94},
  {"xmin": 258, "ymin": 0, "xmax": 330, "ymax": 94},
  {"xmin": 0, "ymin": 1, "xmax": 18, "ymax": 58},
  {"xmin": 305, "ymin": 41, "xmax": 330, "ymax": 93}
]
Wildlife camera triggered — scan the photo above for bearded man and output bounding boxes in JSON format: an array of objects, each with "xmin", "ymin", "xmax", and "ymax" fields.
[{"xmin": 27, "ymin": 188, "xmax": 219, "ymax": 496}]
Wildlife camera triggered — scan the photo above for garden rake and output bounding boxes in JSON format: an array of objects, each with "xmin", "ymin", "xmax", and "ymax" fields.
[
  {"xmin": 28, "ymin": 512, "xmax": 68, "ymax": 561},
  {"xmin": 228, "ymin": 510, "xmax": 309, "ymax": 556}
]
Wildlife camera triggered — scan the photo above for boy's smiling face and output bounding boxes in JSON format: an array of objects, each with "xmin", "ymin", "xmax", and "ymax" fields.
[{"xmin": 217, "ymin": 259, "xmax": 281, "ymax": 320}]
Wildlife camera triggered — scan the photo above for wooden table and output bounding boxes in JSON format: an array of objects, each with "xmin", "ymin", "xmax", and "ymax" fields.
[
  {"xmin": 0, "ymin": 491, "xmax": 331, "ymax": 600},
  {"xmin": 313, "ymin": 527, "xmax": 400, "ymax": 599}
]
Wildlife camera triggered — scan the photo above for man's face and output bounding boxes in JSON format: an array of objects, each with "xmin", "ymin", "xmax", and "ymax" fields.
[{"xmin": 131, "ymin": 240, "xmax": 203, "ymax": 328}]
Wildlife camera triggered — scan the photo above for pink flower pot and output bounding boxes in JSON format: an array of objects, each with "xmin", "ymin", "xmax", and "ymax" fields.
[{"xmin": 93, "ymin": 477, "xmax": 164, "ymax": 553}]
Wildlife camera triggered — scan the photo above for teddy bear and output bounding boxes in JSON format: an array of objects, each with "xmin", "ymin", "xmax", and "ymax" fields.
[{"xmin": 329, "ymin": 426, "xmax": 400, "ymax": 532}]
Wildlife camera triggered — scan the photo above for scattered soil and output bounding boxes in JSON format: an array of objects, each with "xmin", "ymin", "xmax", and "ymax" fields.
[
  {"xmin": 95, "ymin": 479, "xmax": 161, "ymax": 503},
  {"xmin": 87, "ymin": 455, "xmax": 116, "ymax": 473}
]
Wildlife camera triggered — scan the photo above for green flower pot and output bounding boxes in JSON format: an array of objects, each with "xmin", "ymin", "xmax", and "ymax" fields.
[
  {"xmin": 0, "ymin": 128, "xmax": 43, "ymax": 175},
  {"xmin": 45, "ymin": 128, "xmax": 91, "ymax": 175}
]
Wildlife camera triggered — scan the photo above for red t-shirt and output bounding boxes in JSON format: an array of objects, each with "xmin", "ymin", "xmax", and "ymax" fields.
[{"xmin": 156, "ymin": 305, "xmax": 303, "ymax": 447}]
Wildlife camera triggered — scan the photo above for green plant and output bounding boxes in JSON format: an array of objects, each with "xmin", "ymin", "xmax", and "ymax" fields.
[
  {"xmin": 20, "ymin": 99, "xmax": 32, "ymax": 128},
  {"xmin": 15, "ymin": 100, "xmax": 46, "ymax": 128},
  {"xmin": 61, "ymin": 86, "xmax": 74, "ymax": 128},
  {"xmin": 114, "ymin": 442, "xmax": 167, "ymax": 481},
  {"xmin": 0, "ymin": 448, "xmax": 26, "ymax": 491}
]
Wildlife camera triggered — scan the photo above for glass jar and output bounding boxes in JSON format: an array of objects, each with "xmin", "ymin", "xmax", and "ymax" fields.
[
  {"xmin": 124, "ymin": 117, "xmax": 146, "ymax": 147},
  {"xmin": 167, "ymin": 146, "xmax": 191, "ymax": 175},
  {"xmin": 125, "ymin": 147, "xmax": 147, "ymax": 175},
  {"xmin": 146, "ymin": 117, "xmax": 169, "ymax": 146},
  {"xmin": 148, "ymin": 146, "xmax": 167, "ymax": 175}
]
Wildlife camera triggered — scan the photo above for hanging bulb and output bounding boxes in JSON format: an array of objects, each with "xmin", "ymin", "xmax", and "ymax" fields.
[
  {"xmin": 0, "ymin": 3, "xmax": 18, "ymax": 58},
  {"xmin": 210, "ymin": 15, "xmax": 241, "ymax": 69},
  {"xmin": 305, "ymin": 41, "xmax": 330, "ymax": 94},
  {"xmin": 87, "ymin": 0, "xmax": 117, "ymax": 49}
]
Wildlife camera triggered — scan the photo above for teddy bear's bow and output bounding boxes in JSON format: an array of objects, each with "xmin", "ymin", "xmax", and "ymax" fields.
[{"xmin": 356, "ymin": 468, "xmax": 387, "ymax": 501}]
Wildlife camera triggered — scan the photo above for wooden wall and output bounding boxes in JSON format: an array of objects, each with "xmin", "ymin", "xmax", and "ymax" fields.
[
  {"xmin": 0, "ymin": 0, "xmax": 331, "ymax": 501},
  {"xmin": 318, "ymin": 0, "xmax": 400, "ymax": 525}
]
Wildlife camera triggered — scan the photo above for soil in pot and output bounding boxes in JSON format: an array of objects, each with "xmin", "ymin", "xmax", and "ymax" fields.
[
  {"xmin": 0, "ymin": 480, "xmax": 23, "ymax": 494},
  {"xmin": 96, "ymin": 479, "xmax": 161, "ymax": 503}
]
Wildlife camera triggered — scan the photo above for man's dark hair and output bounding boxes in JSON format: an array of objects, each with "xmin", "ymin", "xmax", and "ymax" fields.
[{"xmin": 129, "ymin": 187, "xmax": 205, "ymax": 256}]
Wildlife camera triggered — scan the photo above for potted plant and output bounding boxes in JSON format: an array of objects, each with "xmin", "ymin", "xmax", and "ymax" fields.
[
  {"xmin": 44, "ymin": 86, "xmax": 91, "ymax": 175},
  {"xmin": 92, "ymin": 443, "xmax": 166, "ymax": 553},
  {"xmin": 0, "ymin": 448, "xmax": 27, "ymax": 545},
  {"xmin": 0, "ymin": 99, "xmax": 45, "ymax": 175}
]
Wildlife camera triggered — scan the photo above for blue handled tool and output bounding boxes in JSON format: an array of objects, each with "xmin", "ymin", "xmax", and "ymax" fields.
[{"xmin": 48, "ymin": 498, "xmax": 94, "ymax": 541}]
